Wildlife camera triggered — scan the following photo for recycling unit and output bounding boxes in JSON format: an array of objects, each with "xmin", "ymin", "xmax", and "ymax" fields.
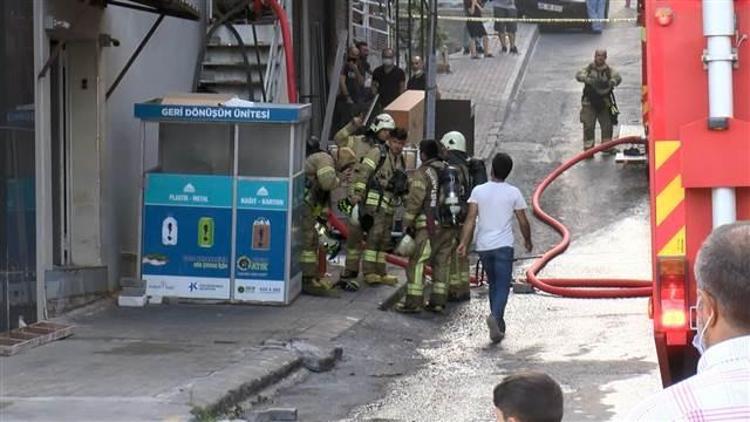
[{"xmin": 134, "ymin": 94, "xmax": 310, "ymax": 305}]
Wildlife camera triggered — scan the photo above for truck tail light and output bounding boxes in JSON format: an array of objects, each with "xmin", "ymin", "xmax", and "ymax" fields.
[{"xmin": 655, "ymin": 257, "xmax": 689, "ymax": 335}]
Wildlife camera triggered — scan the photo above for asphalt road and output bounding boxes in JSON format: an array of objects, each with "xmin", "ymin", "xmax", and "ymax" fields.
[{"xmin": 248, "ymin": 4, "xmax": 663, "ymax": 421}]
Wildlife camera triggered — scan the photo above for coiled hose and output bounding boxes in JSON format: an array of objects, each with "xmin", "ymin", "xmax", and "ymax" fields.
[{"xmin": 525, "ymin": 136, "xmax": 653, "ymax": 298}]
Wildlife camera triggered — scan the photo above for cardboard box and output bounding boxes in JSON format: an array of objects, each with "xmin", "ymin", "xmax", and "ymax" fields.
[
  {"xmin": 384, "ymin": 90, "xmax": 424, "ymax": 144},
  {"xmin": 161, "ymin": 92, "xmax": 235, "ymax": 106}
]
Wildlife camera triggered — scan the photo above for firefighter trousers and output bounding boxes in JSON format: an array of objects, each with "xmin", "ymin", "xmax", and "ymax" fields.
[
  {"xmin": 447, "ymin": 227, "xmax": 471, "ymax": 298},
  {"xmin": 363, "ymin": 211, "xmax": 394, "ymax": 276},
  {"xmin": 429, "ymin": 227, "xmax": 453, "ymax": 307},
  {"xmin": 403, "ymin": 228, "xmax": 431, "ymax": 309},
  {"xmin": 344, "ymin": 222, "xmax": 364, "ymax": 274},
  {"xmin": 580, "ymin": 103, "xmax": 613, "ymax": 149},
  {"xmin": 301, "ymin": 203, "xmax": 321, "ymax": 279}
]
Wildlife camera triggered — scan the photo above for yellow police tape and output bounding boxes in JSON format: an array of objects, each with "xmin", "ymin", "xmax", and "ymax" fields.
[{"xmin": 401, "ymin": 15, "xmax": 637, "ymax": 24}]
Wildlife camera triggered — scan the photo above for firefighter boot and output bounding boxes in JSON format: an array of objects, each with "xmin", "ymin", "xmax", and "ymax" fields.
[
  {"xmin": 364, "ymin": 273, "xmax": 382, "ymax": 286},
  {"xmin": 395, "ymin": 294, "xmax": 423, "ymax": 314},
  {"xmin": 427, "ymin": 280, "xmax": 448, "ymax": 313},
  {"xmin": 302, "ymin": 276, "xmax": 341, "ymax": 297},
  {"xmin": 379, "ymin": 274, "xmax": 399, "ymax": 286},
  {"xmin": 448, "ymin": 288, "xmax": 471, "ymax": 302}
]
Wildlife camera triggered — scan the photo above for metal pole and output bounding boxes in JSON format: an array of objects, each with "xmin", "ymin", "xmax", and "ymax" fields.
[
  {"xmin": 419, "ymin": 0, "xmax": 425, "ymax": 57},
  {"xmin": 106, "ymin": 14, "xmax": 164, "ymax": 100},
  {"xmin": 408, "ymin": 0, "xmax": 413, "ymax": 77},
  {"xmin": 703, "ymin": 0, "xmax": 737, "ymax": 228},
  {"xmin": 424, "ymin": 0, "xmax": 437, "ymax": 140},
  {"xmin": 395, "ymin": 0, "xmax": 400, "ymax": 68}
]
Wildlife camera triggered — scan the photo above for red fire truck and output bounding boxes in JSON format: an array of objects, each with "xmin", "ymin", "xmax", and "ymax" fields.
[{"xmin": 642, "ymin": 0, "xmax": 750, "ymax": 386}]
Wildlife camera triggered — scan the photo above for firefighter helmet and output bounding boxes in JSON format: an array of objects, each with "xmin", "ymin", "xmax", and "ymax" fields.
[
  {"xmin": 369, "ymin": 113, "xmax": 396, "ymax": 133},
  {"xmin": 440, "ymin": 131, "xmax": 467, "ymax": 153},
  {"xmin": 394, "ymin": 234, "xmax": 416, "ymax": 257}
]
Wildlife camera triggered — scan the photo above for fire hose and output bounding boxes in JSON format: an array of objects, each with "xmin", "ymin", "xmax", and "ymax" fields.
[
  {"xmin": 255, "ymin": 0, "xmax": 297, "ymax": 103},
  {"xmin": 525, "ymin": 136, "xmax": 653, "ymax": 298},
  {"xmin": 330, "ymin": 137, "xmax": 653, "ymax": 298}
]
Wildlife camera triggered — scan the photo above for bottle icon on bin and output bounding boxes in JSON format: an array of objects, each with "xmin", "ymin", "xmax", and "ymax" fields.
[
  {"xmin": 252, "ymin": 217, "xmax": 271, "ymax": 250},
  {"xmin": 162, "ymin": 216, "xmax": 178, "ymax": 246},
  {"xmin": 198, "ymin": 217, "xmax": 215, "ymax": 248}
]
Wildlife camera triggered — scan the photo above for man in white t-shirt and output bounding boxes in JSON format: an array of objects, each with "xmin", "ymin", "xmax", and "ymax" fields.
[{"xmin": 457, "ymin": 152, "xmax": 532, "ymax": 343}]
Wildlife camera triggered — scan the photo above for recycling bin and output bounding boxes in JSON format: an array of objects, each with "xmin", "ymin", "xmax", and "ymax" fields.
[{"xmin": 134, "ymin": 95, "xmax": 310, "ymax": 304}]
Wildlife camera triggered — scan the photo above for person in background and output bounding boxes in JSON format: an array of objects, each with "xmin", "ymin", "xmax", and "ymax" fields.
[
  {"xmin": 354, "ymin": 40, "xmax": 371, "ymax": 76},
  {"xmin": 493, "ymin": 372, "xmax": 563, "ymax": 422},
  {"xmin": 406, "ymin": 55, "xmax": 426, "ymax": 91},
  {"xmin": 457, "ymin": 152, "xmax": 532, "ymax": 343},
  {"xmin": 575, "ymin": 49, "xmax": 621, "ymax": 154},
  {"xmin": 586, "ymin": 0, "xmax": 607, "ymax": 33},
  {"xmin": 372, "ymin": 48, "xmax": 406, "ymax": 109},
  {"xmin": 465, "ymin": 0, "xmax": 491, "ymax": 59},
  {"xmin": 334, "ymin": 46, "xmax": 367, "ymax": 132},
  {"xmin": 626, "ymin": 222, "xmax": 750, "ymax": 421},
  {"xmin": 493, "ymin": 0, "xmax": 519, "ymax": 54}
]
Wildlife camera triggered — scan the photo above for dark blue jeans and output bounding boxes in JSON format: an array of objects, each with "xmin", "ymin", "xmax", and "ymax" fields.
[{"xmin": 478, "ymin": 246, "xmax": 514, "ymax": 331}]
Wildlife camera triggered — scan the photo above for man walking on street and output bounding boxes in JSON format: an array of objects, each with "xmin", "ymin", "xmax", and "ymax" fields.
[
  {"xmin": 627, "ymin": 222, "xmax": 750, "ymax": 420},
  {"xmin": 576, "ymin": 49, "xmax": 621, "ymax": 154},
  {"xmin": 458, "ymin": 153, "xmax": 532, "ymax": 343}
]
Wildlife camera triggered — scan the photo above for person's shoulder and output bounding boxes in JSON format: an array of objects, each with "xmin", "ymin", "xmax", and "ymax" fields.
[
  {"xmin": 372, "ymin": 66, "xmax": 384, "ymax": 77},
  {"xmin": 623, "ymin": 374, "xmax": 709, "ymax": 421}
]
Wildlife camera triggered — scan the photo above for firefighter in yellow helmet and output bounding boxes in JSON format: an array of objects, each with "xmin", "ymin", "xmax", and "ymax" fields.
[
  {"xmin": 300, "ymin": 146, "xmax": 357, "ymax": 296},
  {"xmin": 347, "ymin": 125, "xmax": 408, "ymax": 286},
  {"xmin": 336, "ymin": 113, "xmax": 397, "ymax": 287},
  {"xmin": 395, "ymin": 139, "xmax": 451, "ymax": 313}
]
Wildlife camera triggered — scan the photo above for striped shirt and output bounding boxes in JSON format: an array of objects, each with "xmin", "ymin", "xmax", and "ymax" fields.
[{"xmin": 625, "ymin": 335, "xmax": 750, "ymax": 421}]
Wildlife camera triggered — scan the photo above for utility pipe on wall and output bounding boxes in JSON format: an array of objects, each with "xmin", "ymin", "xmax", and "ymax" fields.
[{"xmin": 703, "ymin": 0, "xmax": 738, "ymax": 227}]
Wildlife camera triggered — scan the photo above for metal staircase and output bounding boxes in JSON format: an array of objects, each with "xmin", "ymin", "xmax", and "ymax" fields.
[{"xmin": 193, "ymin": 0, "xmax": 290, "ymax": 102}]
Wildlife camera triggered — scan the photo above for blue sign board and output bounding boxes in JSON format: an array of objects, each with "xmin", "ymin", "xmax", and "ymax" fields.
[
  {"xmin": 134, "ymin": 101, "xmax": 311, "ymax": 124},
  {"xmin": 234, "ymin": 179, "xmax": 289, "ymax": 302},
  {"xmin": 142, "ymin": 173, "xmax": 232, "ymax": 299}
]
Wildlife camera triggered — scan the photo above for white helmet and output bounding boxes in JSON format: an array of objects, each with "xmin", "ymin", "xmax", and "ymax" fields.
[
  {"xmin": 394, "ymin": 234, "xmax": 416, "ymax": 257},
  {"xmin": 440, "ymin": 131, "xmax": 466, "ymax": 153},
  {"xmin": 369, "ymin": 113, "xmax": 396, "ymax": 133}
]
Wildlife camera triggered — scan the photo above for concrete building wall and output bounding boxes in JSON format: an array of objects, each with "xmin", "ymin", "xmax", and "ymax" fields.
[{"xmin": 101, "ymin": 6, "xmax": 206, "ymax": 282}]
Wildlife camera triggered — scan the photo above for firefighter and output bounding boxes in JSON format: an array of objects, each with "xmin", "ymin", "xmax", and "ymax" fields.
[
  {"xmin": 576, "ymin": 49, "xmax": 622, "ymax": 153},
  {"xmin": 396, "ymin": 139, "xmax": 455, "ymax": 313},
  {"xmin": 439, "ymin": 131, "xmax": 486, "ymax": 302},
  {"xmin": 348, "ymin": 126, "xmax": 408, "ymax": 286},
  {"xmin": 300, "ymin": 146, "xmax": 357, "ymax": 296},
  {"xmin": 337, "ymin": 114, "xmax": 397, "ymax": 286}
]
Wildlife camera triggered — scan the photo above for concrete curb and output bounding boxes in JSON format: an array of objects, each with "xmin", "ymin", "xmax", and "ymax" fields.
[
  {"xmin": 499, "ymin": 24, "xmax": 540, "ymax": 126},
  {"xmin": 190, "ymin": 351, "xmax": 303, "ymax": 420}
]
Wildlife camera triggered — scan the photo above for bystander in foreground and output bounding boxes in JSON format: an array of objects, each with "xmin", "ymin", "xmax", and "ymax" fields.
[{"xmin": 626, "ymin": 222, "xmax": 750, "ymax": 420}]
